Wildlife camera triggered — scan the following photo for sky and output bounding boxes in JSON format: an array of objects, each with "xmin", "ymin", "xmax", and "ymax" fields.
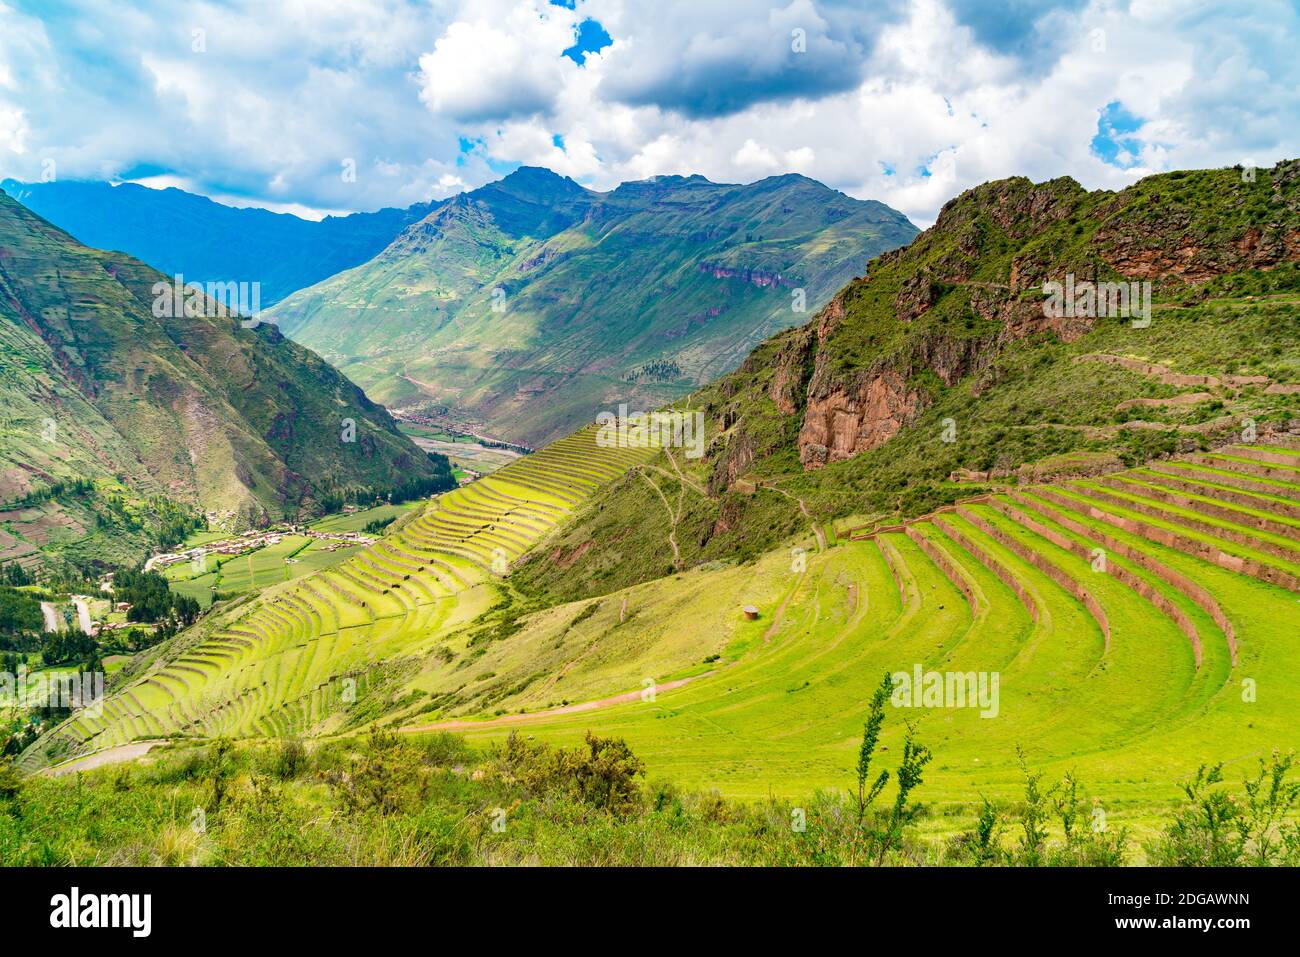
[{"xmin": 1, "ymin": 0, "xmax": 1297, "ymax": 226}]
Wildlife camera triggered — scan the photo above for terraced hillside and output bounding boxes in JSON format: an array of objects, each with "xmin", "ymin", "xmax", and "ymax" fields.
[
  {"xmin": 401, "ymin": 439, "xmax": 1300, "ymax": 812},
  {"xmin": 19, "ymin": 425, "xmax": 658, "ymax": 772},
  {"xmin": 515, "ymin": 161, "xmax": 1300, "ymax": 603}
]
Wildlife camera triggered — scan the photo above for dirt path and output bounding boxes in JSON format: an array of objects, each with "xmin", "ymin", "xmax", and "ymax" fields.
[
  {"xmin": 799, "ymin": 498, "xmax": 827, "ymax": 551},
  {"xmin": 763, "ymin": 572, "xmax": 805, "ymax": 642},
  {"xmin": 767, "ymin": 485, "xmax": 826, "ymax": 552},
  {"xmin": 42, "ymin": 741, "xmax": 163, "ymax": 777},
  {"xmin": 663, "ymin": 448, "xmax": 707, "ymax": 497},
  {"xmin": 401, "ymin": 672, "xmax": 715, "ymax": 734},
  {"xmin": 39, "ymin": 601, "xmax": 60, "ymax": 633},
  {"xmin": 639, "ymin": 471, "xmax": 681, "ymax": 564}
]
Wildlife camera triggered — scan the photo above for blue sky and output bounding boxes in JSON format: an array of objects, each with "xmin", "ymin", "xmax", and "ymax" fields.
[{"xmin": 1, "ymin": 0, "xmax": 1297, "ymax": 225}]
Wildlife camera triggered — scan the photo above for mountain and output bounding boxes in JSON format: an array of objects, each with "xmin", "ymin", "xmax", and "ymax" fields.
[
  {"xmin": 269, "ymin": 167, "xmax": 919, "ymax": 446},
  {"xmin": 0, "ymin": 190, "xmax": 453, "ymax": 572},
  {"xmin": 514, "ymin": 159, "xmax": 1300, "ymax": 602},
  {"xmin": 0, "ymin": 179, "xmax": 433, "ymax": 306}
]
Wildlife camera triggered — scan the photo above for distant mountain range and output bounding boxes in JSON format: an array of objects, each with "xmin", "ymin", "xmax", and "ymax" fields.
[
  {"xmin": 0, "ymin": 190, "xmax": 452, "ymax": 572},
  {"xmin": 0, "ymin": 179, "xmax": 433, "ymax": 306},
  {"xmin": 3, "ymin": 170, "xmax": 918, "ymax": 448},
  {"xmin": 270, "ymin": 167, "xmax": 919, "ymax": 445}
]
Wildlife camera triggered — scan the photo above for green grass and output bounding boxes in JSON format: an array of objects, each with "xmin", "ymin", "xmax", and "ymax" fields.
[
  {"xmin": 385, "ymin": 445, "xmax": 1300, "ymax": 825},
  {"xmin": 309, "ymin": 502, "xmax": 415, "ymax": 534}
]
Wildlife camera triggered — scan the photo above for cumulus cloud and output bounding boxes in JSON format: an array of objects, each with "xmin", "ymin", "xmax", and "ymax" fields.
[
  {"xmin": 589, "ymin": 0, "xmax": 903, "ymax": 118},
  {"xmin": 417, "ymin": 1, "xmax": 582, "ymax": 122},
  {"xmin": 0, "ymin": 0, "xmax": 1297, "ymax": 225}
]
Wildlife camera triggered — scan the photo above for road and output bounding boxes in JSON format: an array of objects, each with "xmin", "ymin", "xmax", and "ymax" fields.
[
  {"xmin": 40, "ymin": 601, "xmax": 61, "ymax": 632},
  {"xmin": 72, "ymin": 597, "xmax": 94, "ymax": 634}
]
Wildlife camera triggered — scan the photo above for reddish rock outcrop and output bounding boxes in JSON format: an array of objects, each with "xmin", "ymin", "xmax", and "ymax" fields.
[
  {"xmin": 797, "ymin": 369, "xmax": 924, "ymax": 468},
  {"xmin": 765, "ymin": 325, "xmax": 816, "ymax": 415}
]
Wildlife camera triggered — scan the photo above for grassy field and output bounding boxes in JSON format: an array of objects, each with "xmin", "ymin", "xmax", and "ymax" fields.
[
  {"xmin": 163, "ymin": 504, "xmax": 418, "ymax": 607},
  {"xmin": 396, "ymin": 440, "xmax": 1300, "ymax": 834}
]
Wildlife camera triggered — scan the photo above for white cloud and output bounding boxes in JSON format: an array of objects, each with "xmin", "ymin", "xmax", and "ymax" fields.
[
  {"xmin": 417, "ymin": 1, "xmax": 581, "ymax": 122},
  {"xmin": 0, "ymin": 0, "xmax": 1296, "ymax": 225},
  {"xmin": 0, "ymin": 108, "xmax": 26, "ymax": 155}
]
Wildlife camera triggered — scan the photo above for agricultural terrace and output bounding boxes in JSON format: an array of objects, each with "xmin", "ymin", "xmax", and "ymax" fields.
[
  {"xmin": 20, "ymin": 425, "xmax": 659, "ymax": 772},
  {"xmin": 398, "ymin": 440, "xmax": 1300, "ymax": 824}
]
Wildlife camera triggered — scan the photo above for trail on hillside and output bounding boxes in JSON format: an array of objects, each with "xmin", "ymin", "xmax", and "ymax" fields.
[
  {"xmin": 40, "ymin": 601, "xmax": 60, "ymax": 633},
  {"xmin": 767, "ymin": 484, "xmax": 826, "ymax": 552},
  {"xmin": 401, "ymin": 671, "xmax": 716, "ymax": 733},
  {"xmin": 639, "ymin": 471, "xmax": 681, "ymax": 564},
  {"xmin": 763, "ymin": 571, "xmax": 806, "ymax": 642},
  {"xmin": 663, "ymin": 448, "xmax": 707, "ymax": 497},
  {"xmin": 43, "ymin": 741, "xmax": 163, "ymax": 776}
]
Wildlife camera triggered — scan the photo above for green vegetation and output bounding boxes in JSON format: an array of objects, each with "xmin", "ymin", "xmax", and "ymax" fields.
[
  {"xmin": 12, "ymin": 160, "xmax": 1300, "ymax": 869},
  {"xmin": 515, "ymin": 161, "xmax": 1300, "ymax": 603},
  {"xmin": 19, "ymin": 425, "xmax": 658, "ymax": 773},
  {"xmin": 5, "ymin": 727, "xmax": 1299, "ymax": 865},
  {"xmin": 112, "ymin": 569, "xmax": 200, "ymax": 626}
]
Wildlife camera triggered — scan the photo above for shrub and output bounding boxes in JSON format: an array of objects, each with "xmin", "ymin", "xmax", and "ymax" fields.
[
  {"xmin": 500, "ymin": 730, "xmax": 645, "ymax": 816},
  {"xmin": 329, "ymin": 727, "xmax": 426, "ymax": 816},
  {"xmin": 1146, "ymin": 763, "xmax": 1245, "ymax": 866},
  {"xmin": 950, "ymin": 796, "xmax": 1003, "ymax": 866},
  {"xmin": 272, "ymin": 739, "xmax": 308, "ymax": 781},
  {"xmin": 420, "ymin": 732, "xmax": 474, "ymax": 768}
]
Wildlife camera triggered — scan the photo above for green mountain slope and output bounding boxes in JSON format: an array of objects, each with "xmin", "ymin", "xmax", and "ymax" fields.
[
  {"xmin": 513, "ymin": 160, "xmax": 1300, "ymax": 603},
  {"xmin": 0, "ymin": 179, "xmax": 432, "ymax": 306},
  {"xmin": 0, "ymin": 191, "xmax": 453, "ymax": 571},
  {"xmin": 270, "ymin": 167, "xmax": 918, "ymax": 446}
]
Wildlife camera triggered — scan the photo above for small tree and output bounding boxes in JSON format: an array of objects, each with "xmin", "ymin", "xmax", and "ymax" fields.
[
  {"xmin": 854, "ymin": 673, "xmax": 894, "ymax": 826},
  {"xmin": 952, "ymin": 796, "xmax": 1003, "ymax": 866},
  {"xmin": 877, "ymin": 722, "xmax": 932, "ymax": 865},
  {"xmin": 1013, "ymin": 746, "xmax": 1054, "ymax": 866},
  {"xmin": 1050, "ymin": 770, "xmax": 1128, "ymax": 866},
  {"xmin": 1239, "ymin": 749, "xmax": 1300, "ymax": 865},
  {"xmin": 848, "ymin": 673, "xmax": 894, "ymax": 865},
  {"xmin": 207, "ymin": 738, "xmax": 235, "ymax": 814},
  {"xmin": 1148, "ymin": 763, "xmax": 1245, "ymax": 866}
]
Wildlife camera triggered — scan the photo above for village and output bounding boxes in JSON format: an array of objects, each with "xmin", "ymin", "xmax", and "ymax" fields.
[{"xmin": 143, "ymin": 520, "xmax": 378, "ymax": 573}]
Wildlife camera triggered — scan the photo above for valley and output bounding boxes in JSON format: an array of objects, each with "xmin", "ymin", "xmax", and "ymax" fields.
[{"xmin": 267, "ymin": 167, "xmax": 919, "ymax": 447}]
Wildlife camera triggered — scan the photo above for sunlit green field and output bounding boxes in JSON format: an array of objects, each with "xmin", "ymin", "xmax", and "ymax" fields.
[
  {"xmin": 403, "ymin": 448, "xmax": 1300, "ymax": 832},
  {"xmin": 24, "ymin": 433, "xmax": 1300, "ymax": 839}
]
